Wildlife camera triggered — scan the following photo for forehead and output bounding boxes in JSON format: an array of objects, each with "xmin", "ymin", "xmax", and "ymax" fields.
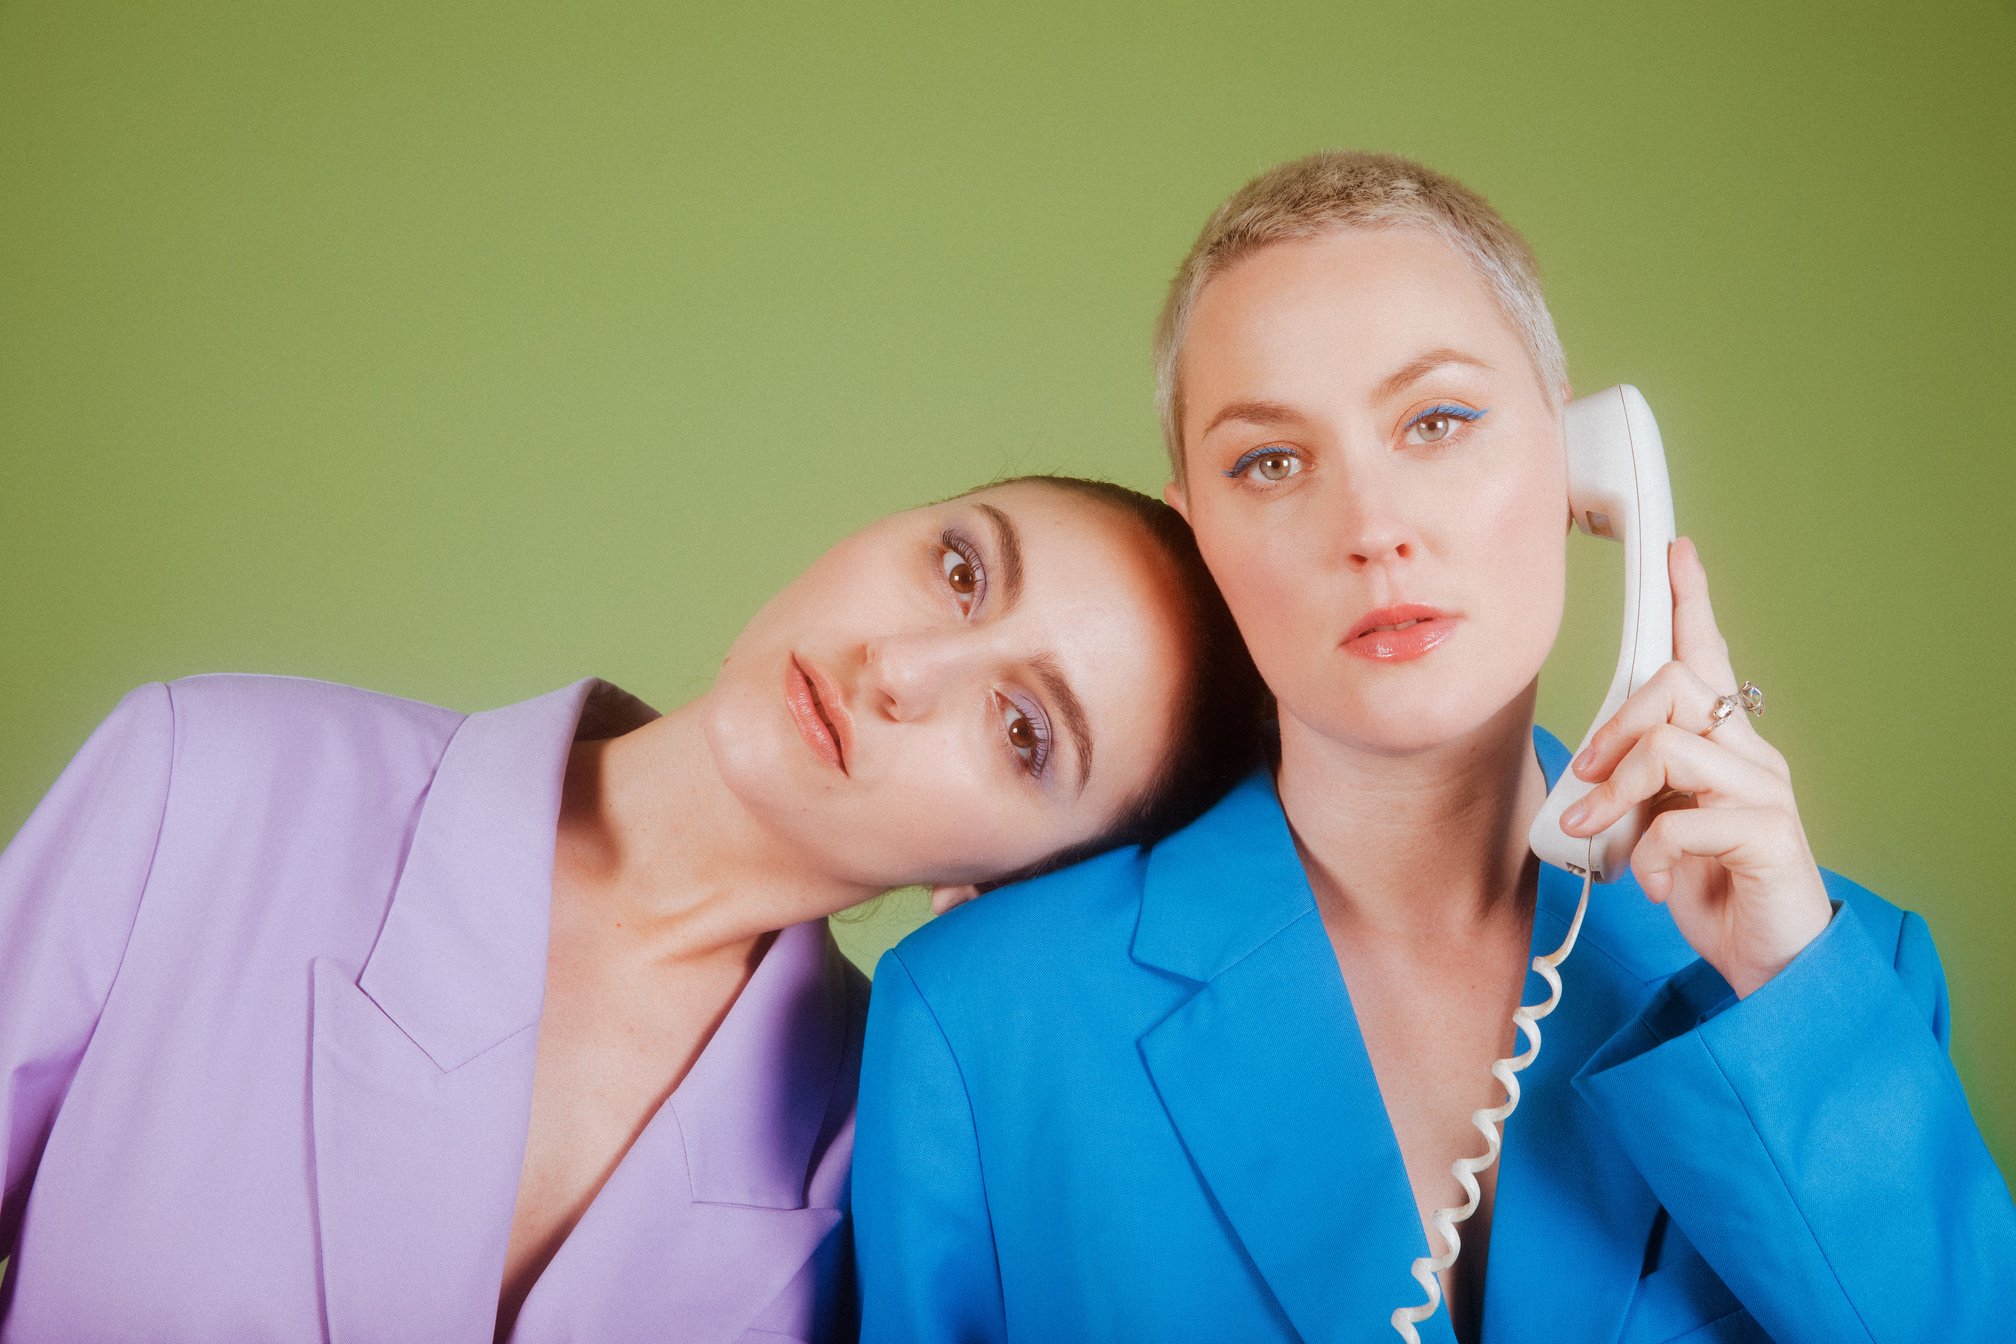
[{"xmin": 1181, "ymin": 228, "xmax": 1523, "ymax": 397}]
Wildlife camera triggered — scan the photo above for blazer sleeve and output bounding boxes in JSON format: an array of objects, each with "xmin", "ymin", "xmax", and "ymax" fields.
[
  {"xmin": 854, "ymin": 948, "xmax": 1008, "ymax": 1344},
  {"xmin": 0, "ymin": 684, "xmax": 174, "ymax": 1253},
  {"xmin": 1575, "ymin": 880, "xmax": 2016, "ymax": 1343}
]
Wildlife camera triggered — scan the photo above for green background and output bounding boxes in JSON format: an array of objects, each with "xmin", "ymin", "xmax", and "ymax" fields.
[{"xmin": 2, "ymin": 0, "xmax": 2010, "ymax": 1176}]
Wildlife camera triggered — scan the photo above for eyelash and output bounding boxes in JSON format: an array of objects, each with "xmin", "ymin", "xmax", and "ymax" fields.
[
  {"xmin": 1405, "ymin": 403, "xmax": 1489, "ymax": 441},
  {"xmin": 1221, "ymin": 403, "xmax": 1491, "ymax": 481},
  {"xmin": 999, "ymin": 691, "xmax": 1053, "ymax": 779},
  {"xmin": 1223, "ymin": 445, "xmax": 1302, "ymax": 480},
  {"xmin": 938, "ymin": 527, "xmax": 1052, "ymax": 781},
  {"xmin": 940, "ymin": 529, "xmax": 987, "ymax": 615}
]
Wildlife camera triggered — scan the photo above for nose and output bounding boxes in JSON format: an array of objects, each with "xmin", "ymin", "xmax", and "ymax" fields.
[
  {"xmin": 861, "ymin": 629, "xmax": 978, "ymax": 723},
  {"xmin": 1331, "ymin": 463, "xmax": 1417, "ymax": 571}
]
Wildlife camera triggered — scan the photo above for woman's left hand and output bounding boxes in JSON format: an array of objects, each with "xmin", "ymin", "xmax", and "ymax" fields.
[{"xmin": 1558, "ymin": 537, "xmax": 1833, "ymax": 998}]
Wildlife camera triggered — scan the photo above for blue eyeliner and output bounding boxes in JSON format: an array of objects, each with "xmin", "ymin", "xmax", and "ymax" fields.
[
  {"xmin": 1223, "ymin": 446, "xmax": 1301, "ymax": 479},
  {"xmin": 1409, "ymin": 403, "xmax": 1488, "ymax": 428}
]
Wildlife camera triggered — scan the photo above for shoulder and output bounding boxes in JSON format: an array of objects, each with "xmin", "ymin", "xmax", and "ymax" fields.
[
  {"xmin": 884, "ymin": 844, "xmax": 1151, "ymax": 1007},
  {"xmin": 878, "ymin": 842, "xmax": 1153, "ymax": 1039},
  {"xmin": 156, "ymin": 673, "xmax": 464, "ymax": 778},
  {"xmin": 161, "ymin": 672, "xmax": 463, "ymax": 742}
]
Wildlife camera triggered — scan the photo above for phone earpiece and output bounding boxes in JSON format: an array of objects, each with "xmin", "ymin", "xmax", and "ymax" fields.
[{"xmin": 1527, "ymin": 385, "xmax": 1677, "ymax": 882}]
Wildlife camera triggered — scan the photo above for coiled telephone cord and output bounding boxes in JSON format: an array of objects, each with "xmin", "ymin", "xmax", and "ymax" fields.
[{"xmin": 1390, "ymin": 871, "xmax": 1593, "ymax": 1343}]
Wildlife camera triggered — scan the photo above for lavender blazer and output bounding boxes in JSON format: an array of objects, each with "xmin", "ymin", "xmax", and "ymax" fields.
[{"xmin": 0, "ymin": 675, "xmax": 868, "ymax": 1343}]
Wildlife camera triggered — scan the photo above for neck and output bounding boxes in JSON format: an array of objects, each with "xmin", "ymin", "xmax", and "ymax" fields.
[
  {"xmin": 554, "ymin": 700, "xmax": 879, "ymax": 966},
  {"xmin": 1275, "ymin": 683, "xmax": 1550, "ymax": 943}
]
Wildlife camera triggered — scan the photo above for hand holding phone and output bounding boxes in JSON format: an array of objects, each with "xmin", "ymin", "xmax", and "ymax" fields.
[
  {"xmin": 1552, "ymin": 534, "xmax": 1834, "ymax": 995},
  {"xmin": 1530, "ymin": 386, "xmax": 1831, "ymax": 994}
]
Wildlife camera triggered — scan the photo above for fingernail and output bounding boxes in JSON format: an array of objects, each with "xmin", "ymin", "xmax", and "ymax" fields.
[
  {"xmin": 1643, "ymin": 869, "xmax": 1671, "ymax": 899},
  {"xmin": 1571, "ymin": 749, "xmax": 1593, "ymax": 777},
  {"xmin": 1560, "ymin": 800, "xmax": 1589, "ymax": 831}
]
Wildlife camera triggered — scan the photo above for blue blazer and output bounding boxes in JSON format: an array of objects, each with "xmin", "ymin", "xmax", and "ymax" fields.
[{"xmin": 853, "ymin": 728, "xmax": 2015, "ymax": 1343}]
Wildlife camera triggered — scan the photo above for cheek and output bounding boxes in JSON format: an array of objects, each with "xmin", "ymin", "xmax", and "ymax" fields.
[
  {"xmin": 854, "ymin": 727, "xmax": 1044, "ymax": 880},
  {"xmin": 1469, "ymin": 461, "xmax": 1569, "ymax": 647},
  {"xmin": 1191, "ymin": 507, "xmax": 1322, "ymax": 666}
]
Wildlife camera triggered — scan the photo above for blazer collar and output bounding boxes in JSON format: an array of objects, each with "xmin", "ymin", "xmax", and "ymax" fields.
[
  {"xmin": 1131, "ymin": 765, "xmax": 1317, "ymax": 982},
  {"xmin": 1133, "ymin": 726, "xmax": 1700, "ymax": 989},
  {"xmin": 1131, "ymin": 724, "xmax": 1695, "ymax": 1344},
  {"xmin": 359, "ymin": 677, "xmax": 659, "ymax": 1073},
  {"xmin": 672, "ymin": 916, "xmax": 860, "ymax": 1210},
  {"xmin": 508, "ymin": 918, "xmax": 863, "ymax": 1344}
]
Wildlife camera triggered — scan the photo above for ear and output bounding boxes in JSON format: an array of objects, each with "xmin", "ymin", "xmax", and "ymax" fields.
[
  {"xmin": 1162, "ymin": 479, "xmax": 1190, "ymax": 522},
  {"xmin": 928, "ymin": 883, "xmax": 983, "ymax": 916}
]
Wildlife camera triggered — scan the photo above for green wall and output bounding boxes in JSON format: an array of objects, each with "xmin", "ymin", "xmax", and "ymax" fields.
[{"xmin": 3, "ymin": 1, "xmax": 2010, "ymax": 1173}]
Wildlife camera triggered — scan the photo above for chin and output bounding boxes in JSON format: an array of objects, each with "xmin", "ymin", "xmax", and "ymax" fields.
[
  {"xmin": 1301, "ymin": 666, "xmax": 1538, "ymax": 758},
  {"xmin": 702, "ymin": 677, "xmax": 808, "ymax": 812},
  {"xmin": 1343, "ymin": 701, "xmax": 1497, "ymax": 756}
]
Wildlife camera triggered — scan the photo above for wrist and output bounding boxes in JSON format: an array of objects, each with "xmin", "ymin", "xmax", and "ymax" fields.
[{"xmin": 1724, "ymin": 893, "xmax": 1836, "ymax": 998}]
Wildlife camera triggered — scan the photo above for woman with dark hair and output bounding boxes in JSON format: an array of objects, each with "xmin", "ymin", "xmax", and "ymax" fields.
[{"xmin": 0, "ymin": 473, "xmax": 1262, "ymax": 1343}]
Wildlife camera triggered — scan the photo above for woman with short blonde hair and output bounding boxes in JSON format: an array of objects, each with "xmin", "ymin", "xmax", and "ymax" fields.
[{"xmin": 855, "ymin": 151, "xmax": 2015, "ymax": 1344}]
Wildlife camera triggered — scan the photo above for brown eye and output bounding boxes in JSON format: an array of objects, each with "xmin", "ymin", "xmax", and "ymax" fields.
[
  {"xmin": 940, "ymin": 541, "xmax": 985, "ymax": 615},
  {"xmin": 1226, "ymin": 446, "xmax": 1305, "ymax": 483},
  {"xmin": 998, "ymin": 695, "xmax": 1051, "ymax": 777},
  {"xmin": 1406, "ymin": 404, "xmax": 1485, "ymax": 444}
]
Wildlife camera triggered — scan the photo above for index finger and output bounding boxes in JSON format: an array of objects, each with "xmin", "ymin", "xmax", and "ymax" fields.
[{"xmin": 1671, "ymin": 537, "xmax": 1738, "ymax": 693}]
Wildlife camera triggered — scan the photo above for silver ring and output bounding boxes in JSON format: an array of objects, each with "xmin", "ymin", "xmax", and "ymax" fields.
[{"xmin": 1704, "ymin": 680, "xmax": 1766, "ymax": 735}]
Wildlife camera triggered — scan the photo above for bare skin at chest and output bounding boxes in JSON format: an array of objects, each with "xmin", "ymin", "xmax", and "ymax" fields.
[
  {"xmin": 1328, "ymin": 903, "xmax": 1534, "ymax": 1344},
  {"xmin": 492, "ymin": 893, "xmax": 769, "ymax": 1342}
]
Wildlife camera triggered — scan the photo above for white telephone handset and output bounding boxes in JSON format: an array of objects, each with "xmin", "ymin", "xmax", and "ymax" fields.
[
  {"xmin": 1528, "ymin": 384, "xmax": 1678, "ymax": 881},
  {"xmin": 1392, "ymin": 385, "xmax": 1678, "ymax": 1343}
]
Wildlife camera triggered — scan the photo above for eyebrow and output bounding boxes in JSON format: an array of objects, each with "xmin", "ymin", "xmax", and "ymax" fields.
[
  {"xmin": 974, "ymin": 503, "xmax": 1024, "ymax": 611},
  {"xmin": 1194, "ymin": 348, "xmax": 1496, "ymax": 443},
  {"xmin": 1373, "ymin": 347, "xmax": 1493, "ymax": 402},
  {"xmin": 1030, "ymin": 653, "xmax": 1094, "ymax": 796},
  {"xmin": 973, "ymin": 502, "xmax": 1091, "ymax": 793},
  {"xmin": 1197, "ymin": 399, "xmax": 1308, "ymax": 444}
]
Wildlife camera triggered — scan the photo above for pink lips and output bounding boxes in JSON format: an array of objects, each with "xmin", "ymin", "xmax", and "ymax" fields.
[
  {"xmin": 786, "ymin": 655, "xmax": 852, "ymax": 775},
  {"xmin": 1342, "ymin": 604, "xmax": 1457, "ymax": 663}
]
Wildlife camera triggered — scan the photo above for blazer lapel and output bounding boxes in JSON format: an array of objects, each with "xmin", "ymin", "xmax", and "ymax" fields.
[
  {"xmin": 1132, "ymin": 732, "xmax": 1703, "ymax": 1344},
  {"xmin": 307, "ymin": 680, "xmax": 660, "ymax": 1344},
  {"xmin": 310, "ymin": 959, "xmax": 539, "ymax": 1344},
  {"xmin": 507, "ymin": 1114, "xmax": 843, "ymax": 1344},
  {"xmin": 509, "ymin": 920, "xmax": 863, "ymax": 1344},
  {"xmin": 1476, "ymin": 865, "xmax": 1667, "ymax": 1344},
  {"xmin": 1134, "ymin": 772, "xmax": 1445, "ymax": 1344}
]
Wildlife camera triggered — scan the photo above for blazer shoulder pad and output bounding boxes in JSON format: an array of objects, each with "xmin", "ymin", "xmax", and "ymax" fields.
[
  {"xmin": 891, "ymin": 843, "xmax": 1150, "ymax": 979},
  {"xmin": 160, "ymin": 673, "xmax": 464, "ymax": 783}
]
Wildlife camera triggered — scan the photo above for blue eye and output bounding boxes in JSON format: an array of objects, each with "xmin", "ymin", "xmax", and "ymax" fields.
[
  {"xmin": 999, "ymin": 692, "xmax": 1051, "ymax": 778},
  {"xmin": 1224, "ymin": 446, "xmax": 1304, "ymax": 482},
  {"xmin": 1405, "ymin": 403, "xmax": 1488, "ymax": 445},
  {"xmin": 941, "ymin": 530, "xmax": 986, "ymax": 615}
]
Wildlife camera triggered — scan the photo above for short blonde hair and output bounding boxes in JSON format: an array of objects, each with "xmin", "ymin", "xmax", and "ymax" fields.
[{"xmin": 1154, "ymin": 150, "xmax": 1568, "ymax": 478}]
